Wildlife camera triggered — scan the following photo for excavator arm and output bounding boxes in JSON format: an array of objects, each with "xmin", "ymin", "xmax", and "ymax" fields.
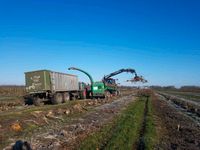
[
  {"xmin": 103, "ymin": 68, "xmax": 147, "ymax": 84},
  {"xmin": 103, "ymin": 68, "xmax": 137, "ymax": 80},
  {"xmin": 102, "ymin": 68, "xmax": 138, "ymax": 84}
]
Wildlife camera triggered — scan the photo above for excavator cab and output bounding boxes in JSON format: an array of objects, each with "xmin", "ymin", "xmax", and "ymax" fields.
[{"xmin": 104, "ymin": 78, "xmax": 117, "ymax": 85}]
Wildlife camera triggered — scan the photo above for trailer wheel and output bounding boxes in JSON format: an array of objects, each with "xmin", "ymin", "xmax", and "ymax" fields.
[
  {"xmin": 63, "ymin": 92, "xmax": 70, "ymax": 103},
  {"xmin": 51, "ymin": 93, "xmax": 63, "ymax": 104},
  {"xmin": 71, "ymin": 95, "xmax": 77, "ymax": 100},
  {"xmin": 33, "ymin": 97, "xmax": 44, "ymax": 106}
]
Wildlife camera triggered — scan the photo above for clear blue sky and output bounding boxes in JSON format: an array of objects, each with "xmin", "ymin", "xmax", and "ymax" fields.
[{"xmin": 0, "ymin": 0, "xmax": 200, "ymax": 87}]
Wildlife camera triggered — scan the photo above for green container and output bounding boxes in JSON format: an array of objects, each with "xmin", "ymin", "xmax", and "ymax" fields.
[
  {"xmin": 25, "ymin": 70, "xmax": 51, "ymax": 93},
  {"xmin": 25, "ymin": 70, "xmax": 79, "ymax": 94}
]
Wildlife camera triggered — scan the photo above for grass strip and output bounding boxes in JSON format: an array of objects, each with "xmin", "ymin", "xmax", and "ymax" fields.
[
  {"xmin": 79, "ymin": 98, "xmax": 146, "ymax": 150},
  {"xmin": 143, "ymin": 96, "xmax": 157, "ymax": 149}
]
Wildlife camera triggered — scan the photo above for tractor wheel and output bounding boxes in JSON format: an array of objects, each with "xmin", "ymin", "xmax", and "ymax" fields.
[
  {"xmin": 117, "ymin": 90, "xmax": 121, "ymax": 96},
  {"xmin": 105, "ymin": 91, "xmax": 111, "ymax": 100},
  {"xmin": 62, "ymin": 92, "xmax": 70, "ymax": 103},
  {"xmin": 51, "ymin": 93, "xmax": 63, "ymax": 104},
  {"xmin": 115, "ymin": 90, "xmax": 120, "ymax": 96},
  {"xmin": 33, "ymin": 97, "xmax": 44, "ymax": 106}
]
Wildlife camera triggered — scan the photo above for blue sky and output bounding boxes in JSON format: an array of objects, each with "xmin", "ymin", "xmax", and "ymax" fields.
[{"xmin": 0, "ymin": 0, "xmax": 200, "ymax": 87}]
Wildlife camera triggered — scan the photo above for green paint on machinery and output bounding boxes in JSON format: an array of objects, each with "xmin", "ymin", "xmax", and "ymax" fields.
[
  {"xmin": 25, "ymin": 70, "xmax": 51, "ymax": 93},
  {"xmin": 68, "ymin": 67, "xmax": 139, "ymax": 98},
  {"xmin": 25, "ymin": 70, "xmax": 81, "ymax": 106},
  {"xmin": 92, "ymin": 81, "xmax": 106, "ymax": 97},
  {"xmin": 68, "ymin": 67, "xmax": 106, "ymax": 97},
  {"xmin": 24, "ymin": 68, "xmax": 146, "ymax": 105},
  {"xmin": 25, "ymin": 70, "xmax": 79, "ymax": 93}
]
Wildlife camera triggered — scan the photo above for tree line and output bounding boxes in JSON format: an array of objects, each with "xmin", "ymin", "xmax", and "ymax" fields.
[
  {"xmin": 150, "ymin": 85, "xmax": 200, "ymax": 92},
  {"xmin": 0, "ymin": 85, "xmax": 25, "ymax": 96}
]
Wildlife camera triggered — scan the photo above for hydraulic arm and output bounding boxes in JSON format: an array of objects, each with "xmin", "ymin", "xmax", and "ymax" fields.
[{"xmin": 102, "ymin": 68, "xmax": 138, "ymax": 84}]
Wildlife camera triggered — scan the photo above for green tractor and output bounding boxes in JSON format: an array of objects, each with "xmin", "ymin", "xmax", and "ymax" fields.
[{"xmin": 68, "ymin": 67, "xmax": 143, "ymax": 99}]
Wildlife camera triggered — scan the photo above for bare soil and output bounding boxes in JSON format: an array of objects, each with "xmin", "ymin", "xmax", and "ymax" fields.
[
  {"xmin": 1, "ymin": 94, "xmax": 136, "ymax": 150},
  {"xmin": 153, "ymin": 95, "xmax": 200, "ymax": 150},
  {"xmin": 30, "ymin": 95, "xmax": 136, "ymax": 150},
  {"xmin": 1, "ymin": 89, "xmax": 200, "ymax": 150}
]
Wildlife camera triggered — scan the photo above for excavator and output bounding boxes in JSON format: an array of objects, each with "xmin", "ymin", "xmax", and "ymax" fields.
[
  {"xmin": 68, "ymin": 67, "xmax": 145, "ymax": 99},
  {"xmin": 102, "ymin": 68, "xmax": 138, "ymax": 86}
]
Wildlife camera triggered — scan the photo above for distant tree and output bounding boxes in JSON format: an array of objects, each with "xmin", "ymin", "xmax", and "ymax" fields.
[
  {"xmin": 150, "ymin": 85, "xmax": 177, "ymax": 91},
  {"xmin": 150, "ymin": 86, "xmax": 163, "ymax": 90},
  {"xmin": 163, "ymin": 86, "xmax": 176, "ymax": 90},
  {"xmin": 180, "ymin": 86, "xmax": 200, "ymax": 92}
]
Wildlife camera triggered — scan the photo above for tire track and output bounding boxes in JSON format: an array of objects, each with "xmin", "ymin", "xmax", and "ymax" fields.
[
  {"xmin": 137, "ymin": 96, "xmax": 149, "ymax": 150},
  {"xmin": 157, "ymin": 92, "xmax": 200, "ymax": 125}
]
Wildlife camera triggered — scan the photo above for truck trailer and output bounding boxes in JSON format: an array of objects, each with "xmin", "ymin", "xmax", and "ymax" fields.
[{"xmin": 25, "ymin": 70, "xmax": 86, "ymax": 105}]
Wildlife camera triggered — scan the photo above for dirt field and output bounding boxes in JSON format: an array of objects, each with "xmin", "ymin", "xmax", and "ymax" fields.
[
  {"xmin": 153, "ymin": 95, "xmax": 200, "ymax": 149},
  {"xmin": 157, "ymin": 90, "xmax": 200, "ymax": 103},
  {"xmin": 0, "ymin": 90, "xmax": 137, "ymax": 149},
  {"xmin": 0, "ymin": 89, "xmax": 200, "ymax": 150}
]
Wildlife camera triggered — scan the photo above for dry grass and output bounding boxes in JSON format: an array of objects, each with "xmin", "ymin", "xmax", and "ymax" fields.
[{"xmin": 0, "ymin": 86, "xmax": 25, "ymax": 96}]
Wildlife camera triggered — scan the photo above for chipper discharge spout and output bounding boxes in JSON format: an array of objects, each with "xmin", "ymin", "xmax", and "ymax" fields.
[
  {"xmin": 68, "ymin": 67, "xmax": 94, "ymax": 85},
  {"xmin": 68, "ymin": 67, "xmax": 95, "ymax": 97}
]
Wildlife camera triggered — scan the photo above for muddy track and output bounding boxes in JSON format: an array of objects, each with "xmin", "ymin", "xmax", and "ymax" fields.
[
  {"xmin": 137, "ymin": 97, "xmax": 149, "ymax": 150},
  {"xmin": 157, "ymin": 93, "xmax": 200, "ymax": 125}
]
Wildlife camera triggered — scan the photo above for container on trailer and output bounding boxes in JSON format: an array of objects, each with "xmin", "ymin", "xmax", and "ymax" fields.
[
  {"xmin": 25, "ymin": 70, "xmax": 79, "ymax": 93},
  {"xmin": 50, "ymin": 71, "xmax": 78, "ymax": 92}
]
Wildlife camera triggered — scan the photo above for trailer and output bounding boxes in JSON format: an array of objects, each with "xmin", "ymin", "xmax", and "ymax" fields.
[{"xmin": 25, "ymin": 70, "xmax": 86, "ymax": 105}]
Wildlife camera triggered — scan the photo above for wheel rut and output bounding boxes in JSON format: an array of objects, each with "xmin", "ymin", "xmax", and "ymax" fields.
[{"xmin": 136, "ymin": 96, "xmax": 149, "ymax": 150}]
